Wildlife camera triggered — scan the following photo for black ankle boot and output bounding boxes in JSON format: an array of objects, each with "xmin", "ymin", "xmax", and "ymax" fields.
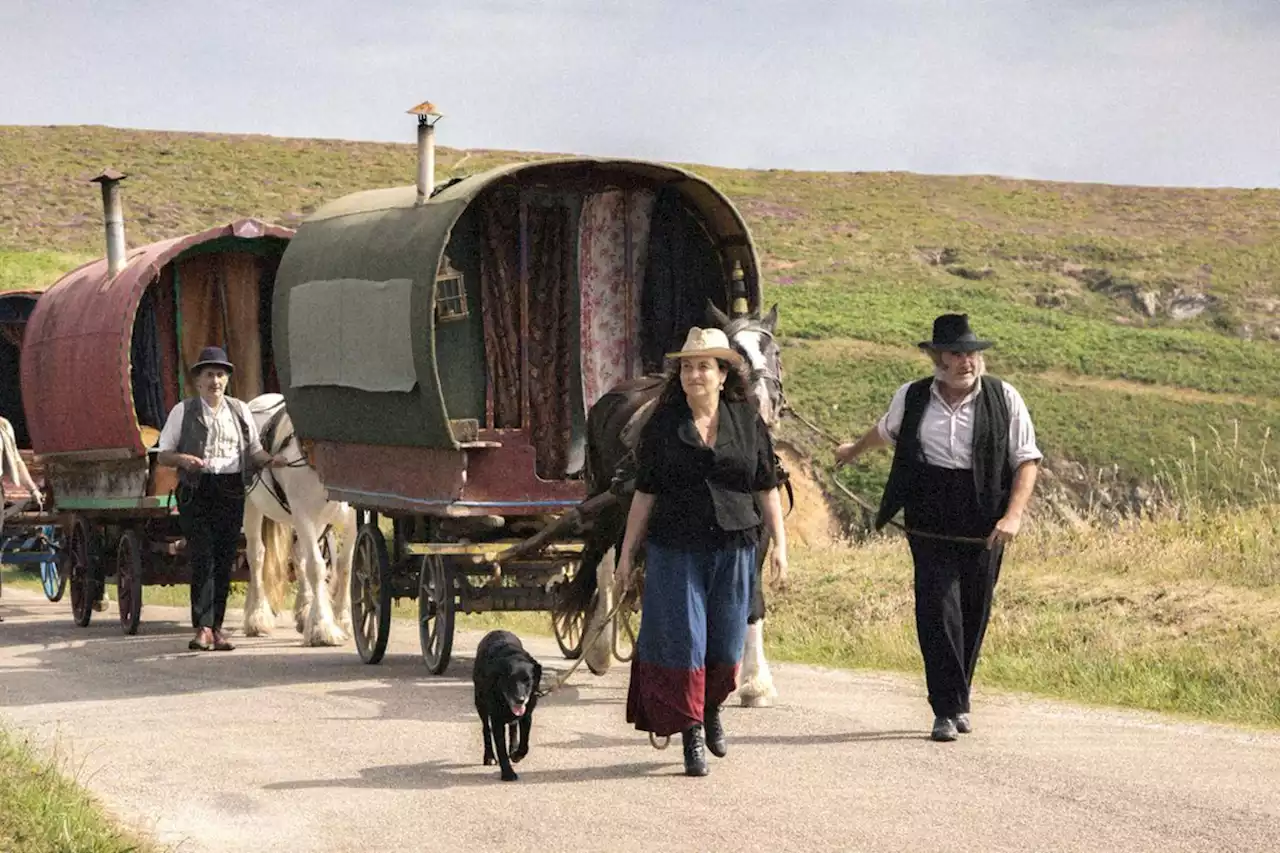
[
  {"xmin": 682, "ymin": 725, "xmax": 709, "ymax": 777},
  {"xmin": 704, "ymin": 706, "xmax": 727, "ymax": 757}
]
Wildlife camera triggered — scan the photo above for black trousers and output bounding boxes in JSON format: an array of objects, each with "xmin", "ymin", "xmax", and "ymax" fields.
[
  {"xmin": 904, "ymin": 465, "xmax": 1003, "ymax": 718},
  {"xmin": 179, "ymin": 473, "xmax": 245, "ymax": 631}
]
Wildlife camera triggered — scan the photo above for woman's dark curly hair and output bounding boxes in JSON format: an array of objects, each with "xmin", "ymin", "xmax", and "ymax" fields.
[{"xmin": 657, "ymin": 356, "xmax": 751, "ymax": 410}]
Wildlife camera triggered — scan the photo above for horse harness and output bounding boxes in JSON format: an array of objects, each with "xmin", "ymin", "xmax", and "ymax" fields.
[{"xmin": 249, "ymin": 400, "xmax": 310, "ymax": 517}]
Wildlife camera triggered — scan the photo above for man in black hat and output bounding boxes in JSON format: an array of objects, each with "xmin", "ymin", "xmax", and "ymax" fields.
[
  {"xmin": 835, "ymin": 314, "xmax": 1041, "ymax": 741},
  {"xmin": 156, "ymin": 346, "xmax": 286, "ymax": 652}
]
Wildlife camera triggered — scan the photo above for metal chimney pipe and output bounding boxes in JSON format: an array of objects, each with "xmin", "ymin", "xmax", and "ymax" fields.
[
  {"xmin": 91, "ymin": 169, "xmax": 128, "ymax": 277},
  {"xmin": 417, "ymin": 118, "xmax": 435, "ymax": 204},
  {"xmin": 407, "ymin": 101, "xmax": 443, "ymax": 205}
]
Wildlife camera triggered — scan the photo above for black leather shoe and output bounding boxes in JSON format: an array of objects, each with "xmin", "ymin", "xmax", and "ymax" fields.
[
  {"xmin": 682, "ymin": 725, "xmax": 709, "ymax": 777},
  {"xmin": 705, "ymin": 706, "xmax": 727, "ymax": 757}
]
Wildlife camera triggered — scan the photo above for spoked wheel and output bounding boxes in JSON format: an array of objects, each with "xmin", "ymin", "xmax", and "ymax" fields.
[
  {"xmin": 552, "ymin": 606, "xmax": 586, "ymax": 660},
  {"xmin": 68, "ymin": 516, "xmax": 100, "ymax": 628},
  {"xmin": 418, "ymin": 555, "xmax": 455, "ymax": 675},
  {"xmin": 351, "ymin": 523, "xmax": 392, "ymax": 664},
  {"xmin": 40, "ymin": 529, "xmax": 67, "ymax": 602},
  {"xmin": 115, "ymin": 528, "xmax": 144, "ymax": 635}
]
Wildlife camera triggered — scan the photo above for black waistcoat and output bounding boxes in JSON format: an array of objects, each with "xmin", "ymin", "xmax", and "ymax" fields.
[
  {"xmin": 176, "ymin": 397, "xmax": 255, "ymax": 489},
  {"xmin": 874, "ymin": 376, "xmax": 1012, "ymax": 533}
]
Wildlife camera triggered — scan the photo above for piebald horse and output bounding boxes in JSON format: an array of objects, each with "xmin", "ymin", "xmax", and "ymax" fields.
[
  {"xmin": 241, "ymin": 394, "xmax": 357, "ymax": 646},
  {"xmin": 558, "ymin": 304, "xmax": 787, "ymax": 706}
]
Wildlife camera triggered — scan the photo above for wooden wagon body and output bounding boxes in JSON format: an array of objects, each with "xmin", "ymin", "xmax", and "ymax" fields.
[
  {"xmin": 273, "ymin": 157, "xmax": 765, "ymax": 670},
  {"xmin": 18, "ymin": 217, "xmax": 294, "ymax": 631}
]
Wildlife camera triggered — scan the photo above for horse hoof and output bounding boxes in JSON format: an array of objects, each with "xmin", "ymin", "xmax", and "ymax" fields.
[
  {"xmin": 305, "ymin": 622, "xmax": 346, "ymax": 647},
  {"xmin": 736, "ymin": 677, "xmax": 777, "ymax": 708}
]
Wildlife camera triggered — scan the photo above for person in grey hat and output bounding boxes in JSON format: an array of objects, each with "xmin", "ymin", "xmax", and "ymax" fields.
[
  {"xmin": 835, "ymin": 314, "xmax": 1041, "ymax": 742},
  {"xmin": 156, "ymin": 346, "xmax": 286, "ymax": 652}
]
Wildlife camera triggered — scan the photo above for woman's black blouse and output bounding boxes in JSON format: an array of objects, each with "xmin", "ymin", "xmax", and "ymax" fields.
[{"xmin": 635, "ymin": 396, "xmax": 780, "ymax": 551}]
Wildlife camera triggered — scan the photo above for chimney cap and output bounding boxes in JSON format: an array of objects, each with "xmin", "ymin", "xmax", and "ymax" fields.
[
  {"xmin": 91, "ymin": 168, "xmax": 127, "ymax": 183},
  {"xmin": 407, "ymin": 101, "xmax": 442, "ymax": 117}
]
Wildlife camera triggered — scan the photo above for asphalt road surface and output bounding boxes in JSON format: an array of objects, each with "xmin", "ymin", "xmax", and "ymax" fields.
[{"xmin": 2, "ymin": 587, "xmax": 1278, "ymax": 853}]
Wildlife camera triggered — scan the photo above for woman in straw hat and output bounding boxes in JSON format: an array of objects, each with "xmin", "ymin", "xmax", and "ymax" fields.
[
  {"xmin": 614, "ymin": 326, "xmax": 788, "ymax": 777},
  {"xmin": 835, "ymin": 314, "xmax": 1041, "ymax": 742}
]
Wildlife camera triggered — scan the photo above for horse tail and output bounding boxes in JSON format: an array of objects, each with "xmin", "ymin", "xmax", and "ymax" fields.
[{"xmin": 260, "ymin": 515, "xmax": 292, "ymax": 614}]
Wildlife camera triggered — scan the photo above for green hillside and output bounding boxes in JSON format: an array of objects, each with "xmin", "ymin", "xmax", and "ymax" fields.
[{"xmin": 3, "ymin": 124, "xmax": 1277, "ymax": 506}]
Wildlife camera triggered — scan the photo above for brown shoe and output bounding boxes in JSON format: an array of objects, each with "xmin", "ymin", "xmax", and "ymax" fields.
[
  {"xmin": 189, "ymin": 628, "xmax": 214, "ymax": 652},
  {"xmin": 212, "ymin": 631, "xmax": 235, "ymax": 652}
]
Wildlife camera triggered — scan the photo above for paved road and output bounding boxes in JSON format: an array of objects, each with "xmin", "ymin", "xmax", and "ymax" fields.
[{"xmin": 2, "ymin": 587, "xmax": 1278, "ymax": 853}]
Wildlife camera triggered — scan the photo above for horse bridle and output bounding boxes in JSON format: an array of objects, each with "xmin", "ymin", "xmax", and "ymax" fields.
[{"xmin": 725, "ymin": 320, "xmax": 787, "ymax": 421}]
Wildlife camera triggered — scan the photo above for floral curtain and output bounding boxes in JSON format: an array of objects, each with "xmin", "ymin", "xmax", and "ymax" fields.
[{"xmin": 578, "ymin": 189, "xmax": 656, "ymax": 409}]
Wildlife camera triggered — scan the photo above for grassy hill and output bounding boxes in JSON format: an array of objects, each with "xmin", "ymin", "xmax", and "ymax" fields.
[{"xmin": 3, "ymin": 124, "xmax": 1278, "ymax": 507}]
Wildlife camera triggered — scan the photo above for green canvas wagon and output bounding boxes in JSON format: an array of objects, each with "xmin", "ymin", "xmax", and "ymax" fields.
[{"xmin": 274, "ymin": 118, "xmax": 768, "ymax": 672}]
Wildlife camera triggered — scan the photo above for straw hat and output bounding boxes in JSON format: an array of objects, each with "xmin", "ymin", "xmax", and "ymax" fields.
[{"xmin": 665, "ymin": 327, "xmax": 744, "ymax": 366}]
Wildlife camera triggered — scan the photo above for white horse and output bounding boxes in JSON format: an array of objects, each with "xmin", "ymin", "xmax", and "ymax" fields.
[{"xmin": 240, "ymin": 393, "xmax": 356, "ymax": 646}]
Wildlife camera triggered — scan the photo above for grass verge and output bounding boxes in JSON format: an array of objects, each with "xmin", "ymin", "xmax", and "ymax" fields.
[
  {"xmin": 766, "ymin": 503, "xmax": 1280, "ymax": 729},
  {"xmin": 0, "ymin": 727, "xmax": 157, "ymax": 853}
]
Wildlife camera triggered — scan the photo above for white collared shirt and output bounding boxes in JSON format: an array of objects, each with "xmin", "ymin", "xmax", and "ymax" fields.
[
  {"xmin": 157, "ymin": 397, "xmax": 263, "ymax": 474},
  {"xmin": 877, "ymin": 379, "xmax": 1042, "ymax": 470}
]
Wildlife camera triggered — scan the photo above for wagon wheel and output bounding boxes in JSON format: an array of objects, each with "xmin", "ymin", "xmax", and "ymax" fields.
[
  {"xmin": 552, "ymin": 606, "xmax": 586, "ymax": 660},
  {"xmin": 350, "ymin": 523, "xmax": 392, "ymax": 664},
  {"xmin": 40, "ymin": 528, "xmax": 67, "ymax": 603},
  {"xmin": 115, "ymin": 529, "xmax": 144, "ymax": 635},
  {"xmin": 68, "ymin": 516, "xmax": 101, "ymax": 628},
  {"xmin": 418, "ymin": 554, "xmax": 455, "ymax": 675}
]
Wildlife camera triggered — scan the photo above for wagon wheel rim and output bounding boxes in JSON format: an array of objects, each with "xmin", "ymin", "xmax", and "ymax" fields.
[
  {"xmin": 68, "ymin": 518, "xmax": 95, "ymax": 627},
  {"xmin": 418, "ymin": 555, "xmax": 454, "ymax": 675},
  {"xmin": 349, "ymin": 524, "xmax": 390, "ymax": 664},
  {"xmin": 41, "ymin": 530, "xmax": 66, "ymax": 602},
  {"xmin": 552, "ymin": 606, "xmax": 586, "ymax": 660},
  {"xmin": 115, "ymin": 529, "xmax": 143, "ymax": 635}
]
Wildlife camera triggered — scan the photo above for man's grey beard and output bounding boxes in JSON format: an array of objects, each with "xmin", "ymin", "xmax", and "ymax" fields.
[{"xmin": 934, "ymin": 354, "xmax": 986, "ymax": 390}]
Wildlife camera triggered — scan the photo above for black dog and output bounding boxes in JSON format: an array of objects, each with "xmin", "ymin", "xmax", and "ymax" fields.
[{"xmin": 473, "ymin": 630, "xmax": 542, "ymax": 781}]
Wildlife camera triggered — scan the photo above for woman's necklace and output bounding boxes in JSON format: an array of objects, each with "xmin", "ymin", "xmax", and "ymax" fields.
[{"xmin": 692, "ymin": 409, "xmax": 719, "ymax": 448}]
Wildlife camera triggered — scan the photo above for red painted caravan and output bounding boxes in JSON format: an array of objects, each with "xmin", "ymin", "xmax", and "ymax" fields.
[{"xmin": 18, "ymin": 171, "xmax": 294, "ymax": 631}]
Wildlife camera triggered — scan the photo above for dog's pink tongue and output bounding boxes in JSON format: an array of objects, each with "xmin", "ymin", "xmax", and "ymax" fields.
[{"xmin": 511, "ymin": 704, "xmax": 526, "ymax": 717}]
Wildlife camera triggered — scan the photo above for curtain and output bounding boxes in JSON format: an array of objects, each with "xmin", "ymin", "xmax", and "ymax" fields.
[
  {"xmin": 526, "ymin": 202, "xmax": 576, "ymax": 480},
  {"xmin": 479, "ymin": 189, "xmax": 522, "ymax": 429},
  {"xmin": 171, "ymin": 252, "xmax": 264, "ymax": 401},
  {"xmin": 578, "ymin": 189, "xmax": 657, "ymax": 409},
  {"xmin": 176, "ymin": 254, "xmax": 225, "ymax": 397},
  {"xmin": 151, "ymin": 267, "xmax": 180, "ymax": 414},
  {"xmin": 130, "ymin": 289, "xmax": 166, "ymax": 430},
  {"xmin": 640, "ymin": 187, "xmax": 726, "ymax": 373},
  {"xmin": 221, "ymin": 252, "xmax": 264, "ymax": 401}
]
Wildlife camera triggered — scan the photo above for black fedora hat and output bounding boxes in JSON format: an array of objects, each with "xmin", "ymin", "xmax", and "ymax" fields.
[
  {"xmin": 918, "ymin": 314, "xmax": 993, "ymax": 352},
  {"xmin": 191, "ymin": 345, "xmax": 235, "ymax": 374}
]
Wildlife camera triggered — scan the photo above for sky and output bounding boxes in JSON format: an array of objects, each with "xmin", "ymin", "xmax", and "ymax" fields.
[{"xmin": 2, "ymin": 0, "xmax": 1279, "ymax": 188}]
